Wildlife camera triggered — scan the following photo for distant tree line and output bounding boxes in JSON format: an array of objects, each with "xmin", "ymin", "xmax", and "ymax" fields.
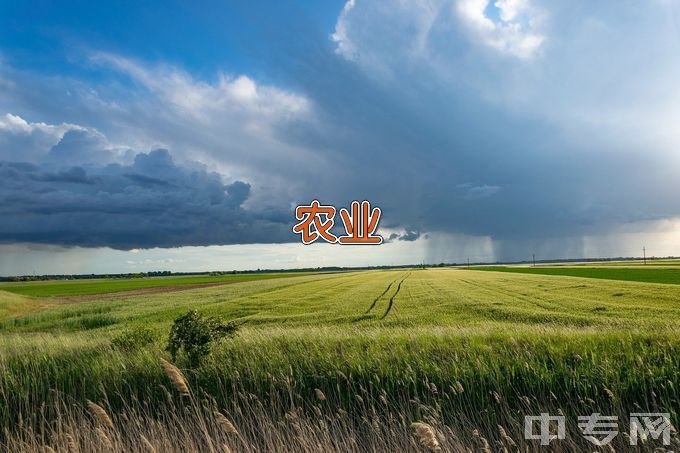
[
  {"xmin": 2, "ymin": 255, "xmax": 677, "ymax": 282},
  {"xmin": 1, "ymin": 271, "xmax": 173, "ymax": 282}
]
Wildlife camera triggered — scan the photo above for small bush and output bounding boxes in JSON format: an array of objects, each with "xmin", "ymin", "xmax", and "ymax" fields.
[
  {"xmin": 166, "ymin": 310, "xmax": 238, "ymax": 366},
  {"xmin": 112, "ymin": 326, "xmax": 156, "ymax": 351}
]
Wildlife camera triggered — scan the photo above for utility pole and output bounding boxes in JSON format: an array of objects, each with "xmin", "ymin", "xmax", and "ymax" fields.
[
  {"xmin": 467, "ymin": 258, "xmax": 470, "ymax": 268},
  {"xmin": 532, "ymin": 254, "xmax": 536, "ymax": 267},
  {"xmin": 643, "ymin": 246, "xmax": 646, "ymax": 265}
]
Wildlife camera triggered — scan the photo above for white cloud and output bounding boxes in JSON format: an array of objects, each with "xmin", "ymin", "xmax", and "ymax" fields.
[
  {"xmin": 0, "ymin": 113, "xmax": 75, "ymax": 137},
  {"xmin": 91, "ymin": 53, "xmax": 309, "ymax": 120},
  {"xmin": 329, "ymin": 0, "xmax": 444, "ymax": 78},
  {"xmin": 454, "ymin": 0, "xmax": 544, "ymax": 59},
  {"xmin": 0, "ymin": 113, "xmax": 128, "ymax": 166},
  {"xmin": 0, "ymin": 113, "xmax": 83, "ymax": 162},
  {"xmin": 331, "ymin": 0, "xmax": 544, "ymax": 66},
  {"xmin": 72, "ymin": 54, "xmax": 330, "ymax": 209},
  {"xmin": 495, "ymin": 0, "xmax": 526, "ymax": 22},
  {"xmin": 331, "ymin": 0, "xmax": 357, "ymax": 60}
]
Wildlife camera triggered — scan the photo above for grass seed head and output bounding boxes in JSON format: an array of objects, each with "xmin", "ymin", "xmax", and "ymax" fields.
[
  {"xmin": 87, "ymin": 400, "xmax": 113, "ymax": 429},
  {"xmin": 314, "ymin": 388, "xmax": 326, "ymax": 401},
  {"xmin": 140, "ymin": 434, "xmax": 157, "ymax": 453},
  {"xmin": 412, "ymin": 422, "xmax": 441, "ymax": 452},
  {"xmin": 498, "ymin": 425, "xmax": 517, "ymax": 447},
  {"xmin": 605, "ymin": 388, "xmax": 615, "ymax": 400},
  {"xmin": 160, "ymin": 358, "xmax": 191, "ymax": 396},
  {"xmin": 96, "ymin": 427, "xmax": 113, "ymax": 449},
  {"xmin": 65, "ymin": 433, "xmax": 78, "ymax": 453},
  {"xmin": 214, "ymin": 411, "xmax": 239, "ymax": 434},
  {"xmin": 472, "ymin": 429, "xmax": 491, "ymax": 453}
]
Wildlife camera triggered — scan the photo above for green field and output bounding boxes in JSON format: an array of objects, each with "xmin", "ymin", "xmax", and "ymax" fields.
[
  {"xmin": 556, "ymin": 259, "xmax": 680, "ymax": 267},
  {"xmin": 1, "ymin": 268, "xmax": 679, "ymax": 451},
  {"xmin": 472, "ymin": 265, "xmax": 680, "ymax": 285},
  {"xmin": 0, "ymin": 272, "xmax": 311, "ymax": 297}
]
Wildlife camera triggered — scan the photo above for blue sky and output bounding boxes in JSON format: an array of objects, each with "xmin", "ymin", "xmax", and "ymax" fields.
[
  {"xmin": 2, "ymin": 1, "xmax": 680, "ymax": 274},
  {"xmin": 0, "ymin": 1, "xmax": 343, "ymax": 74}
]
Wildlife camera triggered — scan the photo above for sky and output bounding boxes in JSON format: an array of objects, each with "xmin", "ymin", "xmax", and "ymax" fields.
[{"xmin": 2, "ymin": 0, "xmax": 680, "ymax": 275}]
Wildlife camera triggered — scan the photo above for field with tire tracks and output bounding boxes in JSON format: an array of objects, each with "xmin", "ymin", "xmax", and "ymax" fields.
[{"xmin": 1, "ymin": 268, "xmax": 678, "ymax": 451}]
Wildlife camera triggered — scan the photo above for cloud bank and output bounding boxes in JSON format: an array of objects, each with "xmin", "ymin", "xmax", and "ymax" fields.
[
  {"xmin": 0, "ymin": 115, "xmax": 291, "ymax": 248},
  {"xmin": 2, "ymin": 0, "xmax": 680, "ymax": 261}
]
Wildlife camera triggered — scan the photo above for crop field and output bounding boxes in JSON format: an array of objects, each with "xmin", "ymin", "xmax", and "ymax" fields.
[
  {"xmin": 1, "ymin": 268, "xmax": 679, "ymax": 451},
  {"xmin": 473, "ymin": 265, "xmax": 680, "ymax": 285},
  {"xmin": 0, "ymin": 272, "xmax": 312, "ymax": 297}
]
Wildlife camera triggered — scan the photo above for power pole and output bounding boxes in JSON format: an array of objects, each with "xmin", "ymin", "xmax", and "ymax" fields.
[
  {"xmin": 467, "ymin": 258, "xmax": 470, "ymax": 268},
  {"xmin": 532, "ymin": 254, "xmax": 536, "ymax": 267},
  {"xmin": 643, "ymin": 246, "xmax": 646, "ymax": 265}
]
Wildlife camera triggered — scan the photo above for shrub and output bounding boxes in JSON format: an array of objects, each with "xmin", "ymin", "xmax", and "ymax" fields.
[
  {"xmin": 111, "ymin": 326, "xmax": 156, "ymax": 351},
  {"xmin": 166, "ymin": 310, "xmax": 238, "ymax": 366}
]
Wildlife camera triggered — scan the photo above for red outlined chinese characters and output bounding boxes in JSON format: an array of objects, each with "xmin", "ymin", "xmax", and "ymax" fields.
[
  {"xmin": 338, "ymin": 200, "xmax": 383, "ymax": 244},
  {"xmin": 292, "ymin": 200, "xmax": 338, "ymax": 244},
  {"xmin": 292, "ymin": 200, "xmax": 383, "ymax": 245}
]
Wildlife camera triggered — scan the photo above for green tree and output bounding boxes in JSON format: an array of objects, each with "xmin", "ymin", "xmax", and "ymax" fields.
[{"xmin": 166, "ymin": 310, "xmax": 238, "ymax": 367}]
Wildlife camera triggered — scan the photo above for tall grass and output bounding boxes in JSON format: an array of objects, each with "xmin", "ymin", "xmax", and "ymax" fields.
[
  {"xmin": 3, "ymin": 360, "xmax": 678, "ymax": 452},
  {"xmin": 1, "ymin": 269, "xmax": 679, "ymax": 450},
  {"xmin": 0, "ymin": 327, "xmax": 678, "ymax": 451}
]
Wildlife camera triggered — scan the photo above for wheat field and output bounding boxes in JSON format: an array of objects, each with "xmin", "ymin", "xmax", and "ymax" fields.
[{"xmin": 1, "ymin": 268, "xmax": 679, "ymax": 451}]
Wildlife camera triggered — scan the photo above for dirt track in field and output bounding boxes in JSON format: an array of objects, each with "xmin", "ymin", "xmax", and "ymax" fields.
[{"xmin": 380, "ymin": 272, "xmax": 410, "ymax": 319}]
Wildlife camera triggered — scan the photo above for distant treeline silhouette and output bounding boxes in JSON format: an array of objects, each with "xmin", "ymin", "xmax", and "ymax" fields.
[{"xmin": 2, "ymin": 255, "xmax": 677, "ymax": 281}]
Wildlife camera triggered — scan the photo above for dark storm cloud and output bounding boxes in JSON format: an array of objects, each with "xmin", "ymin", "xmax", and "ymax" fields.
[
  {"xmin": 388, "ymin": 230, "xmax": 422, "ymax": 242},
  {"xmin": 2, "ymin": 1, "xmax": 680, "ymax": 260},
  {"xmin": 248, "ymin": 0, "xmax": 680, "ymax": 260},
  {"xmin": 0, "ymin": 149, "xmax": 293, "ymax": 249}
]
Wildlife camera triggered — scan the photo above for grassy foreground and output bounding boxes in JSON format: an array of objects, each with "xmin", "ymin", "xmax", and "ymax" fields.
[{"xmin": 0, "ymin": 269, "xmax": 679, "ymax": 451}]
